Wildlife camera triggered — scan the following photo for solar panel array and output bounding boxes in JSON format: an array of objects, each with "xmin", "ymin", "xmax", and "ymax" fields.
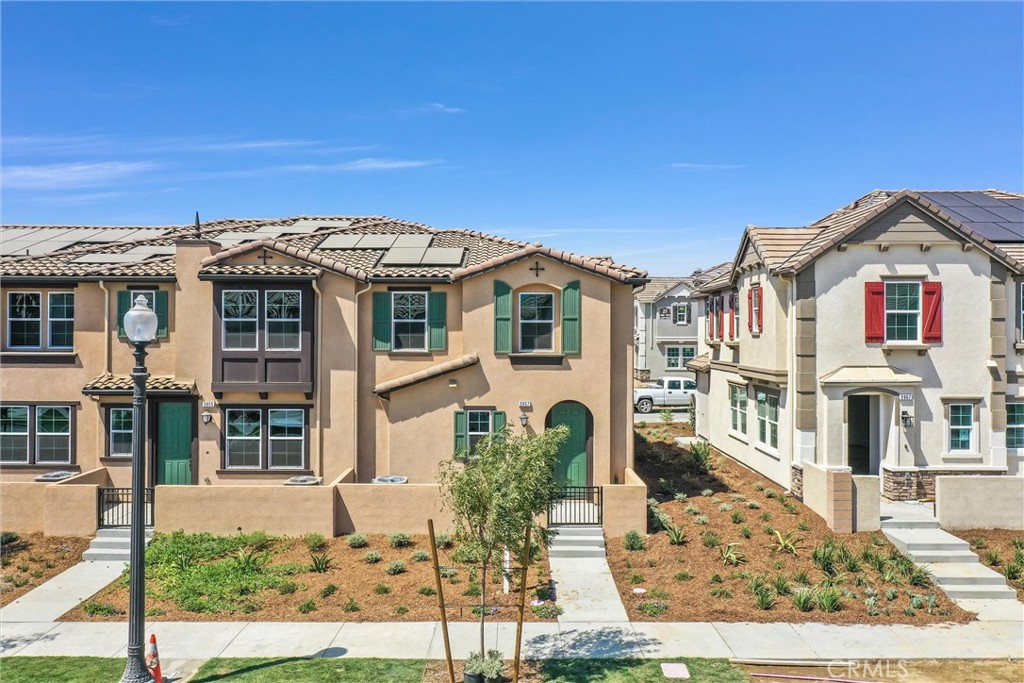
[
  {"xmin": 919, "ymin": 192, "xmax": 1024, "ymax": 242},
  {"xmin": 0, "ymin": 227, "xmax": 169, "ymax": 256}
]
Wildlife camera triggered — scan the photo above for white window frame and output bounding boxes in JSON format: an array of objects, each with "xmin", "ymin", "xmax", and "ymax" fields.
[
  {"xmin": 672, "ymin": 303, "xmax": 690, "ymax": 325},
  {"xmin": 108, "ymin": 407, "xmax": 134, "ymax": 458},
  {"xmin": 7, "ymin": 292, "xmax": 42, "ymax": 349},
  {"xmin": 884, "ymin": 281, "xmax": 922, "ymax": 343},
  {"xmin": 1008, "ymin": 403, "xmax": 1024, "ymax": 450},
  {"xmin": 265, "ymin": 290, "xmax": 302, "ymax": 351},
  {"xmin": 47, "ymin": 292, "xmax": 75, "ymax": 350},
  {"xmin": 225, "ymin": 408, "xmax": 262, "ymax": 469},
  {"xmin": 391, "ymin": 291, "xmax": 428, "ymax": 352},
  {"xmin": 750, "ymin": 286, "xmax": 762, "ymax": 334},
  {"xmin": 0, "ymin": 405, "xmax": 30, "ymax": 464},
  {"xmin": 733, "ymin": 291, "xmax": 740, "ymax": 335},
  {"xmin": 729, "ymin": 385, "xmax": 747, "ymax": 435},
  {"xmin": 666, "ymin": 346, "xmax": 682, "ymax": 369},
  {"xmin": 467, "ymin": 410, "xmax": 492, "ymax": 452},
  {"xmin": 518, "ymin": 292, "xmax": 555, "ymax": 352},
  {"xmin": 946, "ymin": 402, "xmax": 977, "ymax": 454},
  {"xmin": 34, "ymin": 406, "xmax": 72, "ymax": 464},
  {"xmin": 756, "ymin": 390, "xmax": 779, "ymax": 451},
  {"xmin": 267, "ymin": 408, "xmax": 305, "ymax": 469},
  {"xmin": 222, "ymin": 290, "xmax": 259, "ymax": 351}
]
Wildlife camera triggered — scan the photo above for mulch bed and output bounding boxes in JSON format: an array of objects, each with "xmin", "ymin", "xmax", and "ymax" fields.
[
  {"xmin": 0, "ymin": 532, "xmax": 90, "ymax": 606},
  {"xmin": 61, "ymin": 533, "xmax": 555, "ymax": 623},
  {"xmin": 606, "ymin": 427, "xmax": 974, "ymax": 625},
  {"xmin": 948, "ymin": 528, "xmax": 1024, "ymax": 600}
]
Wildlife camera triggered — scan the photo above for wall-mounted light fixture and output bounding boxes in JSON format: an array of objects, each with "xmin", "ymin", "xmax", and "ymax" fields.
[
  {"xmin": 901, "ymin": 411, "xmax": 914, "ymax": 429},
  {"xmin": 201, "ymin": 411, "xmax": 213, "ymax": 425},
  {"xmin": 519, "ymin": 413, "xmax": 529, "ymax": 427}
]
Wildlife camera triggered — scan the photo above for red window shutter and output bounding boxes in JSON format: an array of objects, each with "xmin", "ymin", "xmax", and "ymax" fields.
[
  {"xmin": 922, "ymin": 282, "xmax": 943, "ymax": 344},
  {"xmin": 706, "ymin": 300, "xmax": 713, "ymax": 340},
  {"xmin": 756, "ymin": 287, "xmax": 764, "ymax": 332},
  {"xmin": 728, "ymin": 294, "xmax": 735, "ymax": 339},
  {"xmin": 864, "ymin": 282, "xmax": 885, "ymax": 343},
  {"xmin": 717, "ymin": 296, "xmax": 724, "ymax": 340},
  {"xmin": 747, "ymin": 288, "xmax": 753, "ymax": 331}
]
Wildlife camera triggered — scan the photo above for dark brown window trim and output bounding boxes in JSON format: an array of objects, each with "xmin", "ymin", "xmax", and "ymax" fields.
[
  {"xmin": 219, "ymin": 404, "xmax": 311, "ymax": 471},
  {"xmin": 508, "ymin": 353, "xmax": 565, "ymax": 366},
  {"xmin": 0, "ymin": 463, "xmax": 81, "ymax": 471},
  {"xmin": 99, "ymin": 457, "xmax": 132, "ymax": 464},
  {"xmin": 0, "ymin": 403, "xmax": 78, "ymax": 466},
  {"xmin": 0, "ymin": 352, "xmax": 79, "ymax": 365},
  {"xmin": 103, "ymin": 404, "xmax": 133, "ymax": 458},
  {"xmin": 215, "ymin": 469, "xmax": 315, "ymax": 476}
]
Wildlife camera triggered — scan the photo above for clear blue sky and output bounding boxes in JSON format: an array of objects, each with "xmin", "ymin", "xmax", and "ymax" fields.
[{"xmin": 2, "ymin": 2, "xmax": 1021, "ymax": 275}]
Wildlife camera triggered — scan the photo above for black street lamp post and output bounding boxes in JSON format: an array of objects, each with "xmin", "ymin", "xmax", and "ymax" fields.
[{"xmin": 121, "ymin": 295, "xmax": 158, "ymax": 683}]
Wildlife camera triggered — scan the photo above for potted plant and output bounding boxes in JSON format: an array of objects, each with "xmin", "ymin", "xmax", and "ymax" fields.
[{"xmin": 464, "ymin": 649, "xmax": 505, "ymax": 683}]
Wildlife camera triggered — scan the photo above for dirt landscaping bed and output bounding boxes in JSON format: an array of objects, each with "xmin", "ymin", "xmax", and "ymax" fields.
[
  {"xmin": 949, "ymin": 528, "xmax": 1024, "ymax": 600},
  {"xmin": 0, "ymin": 532, "xmax": 89, "ymax": 607},
  {"xmin": 605, "ymin": 426, "xmax": 974, "ymax": 625},
  {"xmin": 61, "ymin": 530, "xmax": 556, "ymax": 623}
]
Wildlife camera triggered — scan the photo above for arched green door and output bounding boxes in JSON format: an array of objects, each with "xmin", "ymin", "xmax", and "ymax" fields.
[{"xmin": 550, "ymin": 401, "xmax": 588, "ymax": 487}]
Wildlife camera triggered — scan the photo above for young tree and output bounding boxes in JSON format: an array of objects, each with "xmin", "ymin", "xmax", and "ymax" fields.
[{"xmin": 438, "ymin": 425, "xmax": 568, "ymax": 658}]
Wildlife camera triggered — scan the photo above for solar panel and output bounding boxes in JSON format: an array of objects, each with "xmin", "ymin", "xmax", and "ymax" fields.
[
  {"xmin": 212, "ymin": 231, "xmax": 264, "ymax": 244},
  {"xmin": 420, "ymin": 247, "xmax": 466, "ymax": 266},
  {"xmin": 317, "ymin": 234, "xmax": 362, "ymax": 249},
  {"xmin": 355, "ymin": 234, "xmax": 399, "ymax": 248},
  {"xmin": 281, "ymin": 220, "xmax": 349, "ymax": 233},
  {"xmin": 124, "ymin": 245, "xmax": 177, "ymax": 257},
  {"xmin": 71, "ymin": 253, "xmax": 144, "ymax": 264},
  {"xmin": 393, "ymin": 234, "xmax": 433, "ymax": 248},
  {"xmin": 379, "ymin": 247, "xmax": 426, "ymax": 265}
]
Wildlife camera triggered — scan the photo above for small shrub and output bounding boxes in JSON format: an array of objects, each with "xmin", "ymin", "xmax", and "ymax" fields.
[
  {"xmin": 297, "ymin": 599, "xmax": 316, "ymax": 614},
  {"xmin": 984, "ymin": 550, "xmax": 1002, "ymax": 567},
  {"xmin": 320, "ymin": 584, "xmax": 337, "ymax": 598},
  {"xmin": 463, "ymin": 583, "xmax": 482, "ymax": 597},
  {"xmin": 740, "ymin": 526, "xmax": 752, "ymax": 539},
  {"xmin": 646, "ymin": 558, "xmax": 657, "ymax": 567},
  {"xmin": 673, "ymin": 492, "xmax": 688, "ymax": 502},
  {"xmin": 700, "ymin": 488, "xmax": 713, "ymax": 497},
  {"xmin": 674, "ymin": 571, "xmax": 693, "ymax": 581},
  {"xmin": 0, "ymin": 531, "xmax": 19, "ymax": 546},
  {"xmin": 691, "ymin": 440, "xmax": 713, "ymax": 474},
  {"xmin": 659, "ymin": 408, "xmax": 674, "ymax": 424},
  {"xmin": 753, "ymin": 588, "xmax": 776, "ymax": 610},
  {"xmin": 701, "ymin": 532, "xmax": 722, "ymax": 548},
  {"xmin": 772, "ymin": 575, "xmax": 791, "ymax": 596},
  {"xmin": 746, "ymin": 572, "xmax": 769, "ymax": 595},
  {"xmin": 532, "ymin": 604, "xmax": 563, "ymax": 618},
  {"xmin": 302, "ymin": 532, "xmax": 327, "ymax": 552},
  {"xmin": 30, "ymin": 570, "xmax": 43, "ymax": 578},
  {"xmin": 363, "ymin": 550, "xmax": 382, "ymax": 564},
  {"xmin": 783, "ymin": 503, "xmax": 798, "ymax": 515},
  {"xmin": 385, "ymin": 560, "xmax": 407, "ymax": 576},
  {"xmin": 770, "ymin": 530, "xmax": 802, "ymax": 556},
  {"xmin": 666, "ymin": 525, "xmax": 687, "ymax": 546},
  {"xmin": 648, "ymin": 588, "xmax": 671, "ymax": 599},
  {"xmin": 792, "ymin": 569, "xmax": 812, "ymax": 586},
  {"xmin": 755, "ymin": 483, "xmax": 765, "ymax": 491},
  {"xmin": 969, "ymin": 537, "xmax": 988, "ymax": 550},
  {"xmin": 709, "ymin": 587, "xmax": 733, "ymax": 599},
  {"xmin": 309, "ymin": 552, "xmax": 332, "ymax": 573},
  {"xmin": 278, "ymin": 581, "xmax": 298, "ymax": 595},
  {"xmin": 342, "ymin": 597, "xmax": 359, "ymax": 612},
  {"xmin": 685, "ymin": 504, "xmax": 701, "ymax": 516},
  {"xmin": 792, "ymin": 590, "xmax": 815, "ymax": 612},
  {"xmin": 628, "ymin": 572, "xmax": 645, "ymax": 584},
  {"xmin": 395, "ymin": 605, "xmax": 409, "ymax": 615},
  {"xmin": 842, "ymin": 555, "xmax": 861, "ymax": 573},
  {"xmin": 885, "ymin": 588, "xmax": 899, "ymax": 601},
  {"xmin": 730, "ymin": 512, "xmax": 745, "ymax": 524},
  {"xmin": 1004, "ymin": 562, "xmax": 1022, "ymax": 581},
  {"xmin": 389, "ymin": 532, "xmax": 413, "ymax": 549},
  {"xmin": 718, "ymin": 503, "xmax": 733, "ymax": 512},
  {"xmin": 720, "ymin": 543, "xmax": 746, "ymax": 566},
  {"xmin": 435, "ymin": 533, "xmax": 454, "ymax": 549},
  {"xmin": 881, "ymin": 566, "xmax": 903, "ymax": 585},
  {"xmin": 411, "ymin": 549, "xmax": 430, "ymax": 562},
  {"xmin": 373, "ymin": 583, "xmax": 391, "ymax": 595},
  {"xmin": 695, "ymin": 516, "xmax": 709, "ymax": 526},
  {"xmin": 346, "ymin": 533, "xmax": 368, "ymax": 549},
  {"xmin": 84, "ymin": 601, "xmax": 121, "ymax": 616},
  {"xmin": 759, "ymin": 511, "xmax": 771, "ymax": 522},
  {"xmin": 439, "ymin": 566, "xmax": 458, "ymax": 579},
  {"xmin": 637, "ymin": 601, "xmax": 669, "ymax": 616},
  {"xmin": 746, "ymin": 501, "xmax": 761, "ymax": 510},
  {"xmin": 623, "ymin": 530, "xmax": 646, "ymax": 551},
  {"xmin": 145, "ymin": 607, "xmax": 166, "ymax": 617},
  {"xmin": 419, "ymin": 585, "xmax": 437, "ymax": 596},
  {"xmin": 797, "ymin": 521, "xmax": 810, "ymax": 532},
  {"xmin": 709, "ymin": 573, "xmax": 723, "ymax": 584},
  {"xmin": 817, "ymin": 587, "xmax": 843, "ymax": 612},
  {"xmin": 907, "ymin": 567, "xmax": 931, "ymax": 587}
]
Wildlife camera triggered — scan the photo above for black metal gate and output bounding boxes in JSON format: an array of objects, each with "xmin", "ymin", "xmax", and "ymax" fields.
[
  {"xmin": 548, "ymin": 486, "xmax": 602, "ymax": 526},
  {"xmin": 98, "ymin": 487, "xmax": 154, "ymax": 528}
]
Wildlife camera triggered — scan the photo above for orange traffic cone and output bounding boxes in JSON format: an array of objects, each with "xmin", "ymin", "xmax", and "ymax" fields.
[{"xmin": 145, "ymin": 633, "xmax": 163, "ymax": 683}]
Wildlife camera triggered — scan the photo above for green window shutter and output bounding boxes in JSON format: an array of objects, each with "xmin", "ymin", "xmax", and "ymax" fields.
[
  {"xmin": 116, "ymin": 290, "xmax": 131, "ymax": 339},
  {"xmin": 494, "ymin": 280, "xmax": 512, "ymax": 354},
  {"xmin": 372, "ymin": 292, "xmax": 392, "ymax": 352},
  {"xmin": 427, "ymin": 291, "xmax": 447, "ymax": 351},
  {"xmin": 492, "ymin": 411, "xmax": 506, "ymax": 441},
  {"xmin": 561, "ymin": 280, "xmax": 581, "ymax": 354},
  {"xmin": 453, "ymin": 410, "xmax": 467, "ymax": 456},
  {"xmin": 155, "ymin": 290, "xmax": 169, "ymax": 339}
]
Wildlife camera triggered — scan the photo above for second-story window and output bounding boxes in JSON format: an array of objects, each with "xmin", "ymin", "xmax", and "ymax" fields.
[
  {"xmin": 673, "ymin": 303, "xmax": 690, "ymax": 325},
  {"xmin": 266, "ymin": 291, "xmax": 301, "ymax": 350},
  {"xmin": 48, "ymin": 293, "xmax": 74, "ymax": 348},
  {"xmin": 749, "ymin": 286, "xmax": 762, "ymax": 334},
  {"xmin": 223, "ymin": 290, "xmax": 258, "ymax": 350},
  {"xmin": 885, "ymin": 282, "xmax": 920, "ymax": 342},
  {"xmin": 392, "ymin": 292, "xmax": 427, "ymax": 351},
  {"xmin": 519, "ymin": 293, "xmax": 554, "ymax": 352},
  {"xmin": 7, "ymin": 293, "xmax": 41, "ymax": 348}
]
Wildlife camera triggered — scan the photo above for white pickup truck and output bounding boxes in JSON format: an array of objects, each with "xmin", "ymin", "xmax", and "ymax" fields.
[{"xmin": 633, "ymin": 377, "xmax": 697, "ymax": 413}]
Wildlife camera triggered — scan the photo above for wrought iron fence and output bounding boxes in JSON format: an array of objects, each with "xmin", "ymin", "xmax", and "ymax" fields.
[
  {"xmin": 548, "ymin": 486, "xmax": 602, "ymax": 526},
  {"xmin": 98, "ymin": 487, "xmax": 154, "ymax": 528}
]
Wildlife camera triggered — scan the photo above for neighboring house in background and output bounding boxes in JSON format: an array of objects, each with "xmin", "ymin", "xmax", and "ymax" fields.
[
  {"xmin": 0, "ymin": 217, "xmax": 649, "ymax": 538},
  {"xmin": 689, "ymin": 189, "xmax": 1024, "ymax": 533},
  {"xmin": 633, "ymin": 265, "xmax": 729, "ymax": 381}
]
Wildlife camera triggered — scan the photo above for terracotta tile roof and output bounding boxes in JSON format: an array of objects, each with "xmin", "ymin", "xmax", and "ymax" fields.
[
  {"xmin": 747, "ymin": 228, "xmax": 818, "ymax": 270},
  {"xmin": 200, "ymin": 263, "xmax": 322, "ymax": 278},
  {"xmin": 373, "ymin": 353, "xmax": 480, "ymax": 397},
  {"xmin": 685, "ymin": 353, "xmax": 711, "ymax": 373},
  {"xmin": 82, "ymin": 374, "xmax": 195, "ymax": 395}
]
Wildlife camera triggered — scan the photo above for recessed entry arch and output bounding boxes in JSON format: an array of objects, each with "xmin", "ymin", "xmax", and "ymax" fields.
[{"xmin": 545, "ymin": 400, "xmax": 593, "ymax": 487}]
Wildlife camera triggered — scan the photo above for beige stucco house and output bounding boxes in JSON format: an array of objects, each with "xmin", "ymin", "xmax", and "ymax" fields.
[
  {"xmin": 0, "ymin": 217, "xmax": 649, "ymax": 537},
  {"xmin": 689, "ymin": 190, "xmax": 1024, "ymax": 532}
]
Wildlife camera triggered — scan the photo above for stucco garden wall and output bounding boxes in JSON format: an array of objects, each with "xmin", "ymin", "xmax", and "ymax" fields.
[
  {"xmin": 334, "ymin": 483, "xmax": 452, "ymax": 535},
  {"xmin": 601, "ymin": 468, "xmax": 648, "ymax": 537},
  {"xmin": 155, "ymin": 485, "xmax": 335, "ymax": 536},
  {"xmin": 0, "ymin": 483, "xmax": 46, "ymax": 532},
  {"xmin": 936, "ymin": 475, "xmax": 1024, "ymax": 530}
]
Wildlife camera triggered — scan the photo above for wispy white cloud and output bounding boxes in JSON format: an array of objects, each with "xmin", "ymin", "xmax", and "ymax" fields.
[
  {"xmin": 396, "ymin": 102, "xmax": 465, "ymax": 117},
  {"xmin": 3, "ymin": 161, "xmax": 162, "ymax": 190},
  {"xmin": 2, "ymin": 134, "xmax": 350, "ymax": 157},
  {"xmin": 668, "ymin": 162, "xmax": 746, "ymax": 170},
  {"xmin": 281, "ymin": 158, "xmax": 442, "ymax": 172},
  {"xmin": 187, "ymin": 139, "xmax": 321, "ymax": 152}
]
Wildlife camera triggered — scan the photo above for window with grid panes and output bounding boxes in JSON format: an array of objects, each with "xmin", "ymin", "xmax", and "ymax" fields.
[
  {"xmin": 756, "ymin": 391, "xmax": 778, "ymax": 449},
  {"xmin": 730, "ymin": 385, "xmax": 747, "ymax": 433},
  {"xmin": 885, "ymin": 282, "xmax": 921, "ymax": 342},
  {"xmin": 1008, "ymin": 404, "xmax": 1024, "ymax": 449},
  {"xmin": 948, "ymin": 404, "xmax": 974, "ymax": 452}
]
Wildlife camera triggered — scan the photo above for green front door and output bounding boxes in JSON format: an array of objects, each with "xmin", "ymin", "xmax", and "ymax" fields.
[
  {"xmin": 551, "ymin": 402, "xmax": 588, "ymax": 487},
  {"xmin": 156, "ymin": 402, "xmax": 192, "ymax": 485}
]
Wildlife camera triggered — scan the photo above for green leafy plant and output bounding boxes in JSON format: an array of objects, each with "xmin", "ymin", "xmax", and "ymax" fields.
[
  {"xmin": 709, "ymin": 573, "xmax": 723, "ymax": 584},
  {"xmin": 628, "ymin": 572, "xmax": 645, "ymax": 584},
  {"xmin": 746, "ymin": 572, "xmax": 769, "ymax": 595},
  {"xmin": 816, "ymin": 587, "xmax": 843, "ymax": 612},
  {"xmin": 792, "ymin": 569, "xmax": 812, "ymax": 585},
  {"xmin": 464, "ymin": 650, "xmax": 505, "ymax": 679},
  {"xmin": 389, "ymin": 532, "xmax": 413, "ymax": 549},
  {"xmin": 278, "ymin": 581, "xmax": 298, "ymax": 595},
  {"xmin": 363, "ymin": 551, "xmax": 382, "ymax": 564},
  {"xmin": 969, "ymin": 537, "xmax": 988, "ymax": 550},
  {"xmin": 771, "ymin": 530, "xmax": 803, "ymax": 556},
  {"xmin": 674, "ymin": 571, "xmax": 693, "ymax": 581},
  {"xmin": 759, "ymin": 511, "xmax": 771, "ymax": 522},
  {"xmin": 718, "ymin": 503, "xmax": 733, "ymax": 512},
  {"xmin": 691, "ymin": 441, "xmax": 713, "ymax": 474},
  {"xmin": 297, "ymin": 599, "xmax": 316, "ymax": 614},
  {"xmin": 342, "ymin": 597, "xmax": 360, "ymax": 612},
  {"xmin": 700, "ymin": 488, "xmax": 713, "ymax": 497},
  {"xmin": 701, "ymin": 532, "xmax": 722, "ymax": 548},
  {"xmin": 753, "ymin": 588, "xmax": 776, "ymax": 610},
  {"xmin": 792, "ymin": 589, "xmax": 815, "ymax": 612},
  {"xmin": 320, "ymin": 583, "xmax": 337, "ymax": 598},
  {"xmin": 83, "ymin": 601, "xmax": 121, "ymax": 616},
  {"xmin": 730, "ymin": 511, "xmax": 745, "ymax": 524},
  {"xmin": 740, "ymin": 526, "xmax": 752, "ymax": 539},
  {"xmin": 346, "ymin": 533, "xmax": 368, "ymax": 549},
  {"xmin": 0, "ymin": 531, "xmax": 19, "ymax": 546},
  {"xmin": 439, "ymin": 566, "xmax": 458, "ymax": 579},
  {"xmin": 984, "ymin": 550, "xmax": 1003, "ymax": 567},
  {"xmin": 1004, "ymin": 562, "xmax": 1022, "ymax": 581},
  {"xmin": 746, "ymin": 501, "xmax": 761, "ymax": 510},
  {"xmin": 410, "ymin": 549, "xmax": 430, "ymax": 562},
  {"xmin": 385, "ymin": 560, "xmax": 407, "ymax": 576},
  {"xmin": 637, "ymin": 601, "xmax": 669, "ymax": 616},
  {"xmin": 709, "ymin": 587, "xmax": 733, "ymax": 598},
  {"xmin": 623, "ymin": 530, "xmax": 647, "ymax": 551},
  {"xmin": 694, "ymin": 515, "xmax": 709, "ymax": 526},
  {"xmin": 719, "ymin": 543, "xmax": 746, "ymax": 566},
  {"xmin": 373, "ymin": 583, "xmax": 391, "ymax": 595},
  {"xmin": 419, "ymin": 586, "xmax": 437, "ymax": 596},
  {"xmin": 771, "ymin": 574, "xmax": 791, "ymax": 596},
  {"xmin": 665, "ymin": 525, "xmax": 687, "ymax": 546},
  {"xmin": 395, "ymin": 605, "xmax": 409, "ymax": 615},
  {"xmin": 302, "ymin": 532, "xmax": 327, "ymax": 552},
  {"xmin": 685, "ymin": 504, "xmax": 701, "ymax": 516},
  {"xmin": 532, "ymin": 603, "xmax": 563, "ymax": 618},
  {"xmin": 907, "ymin": 566, "xmax": 931, "ymax": 587},
  {"xmin": 673, "ymin": 492, "xmax": 688, "ymax": 502},
  {"xmin": 885, "ymin": 588, "xmax": 899, "ymax": 601},
  {"xmin": 435, "ymin": 533, "xmax": 454, "ymax": 550},
  {"xmin": 463, "ymin": 583, "xmax": 482, "ymax": 597},
  {"xmin": 309, "ymin": 552, "xmax": 332, "ymax": 573},
  {"xmin": 145, "ymin": 607, "xmax": 166, "ymax": 617}
]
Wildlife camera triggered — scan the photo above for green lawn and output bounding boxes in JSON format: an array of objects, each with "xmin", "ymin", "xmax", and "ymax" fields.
[
  {"xmin": 540, "ymin": 658, "xmax": 748, "ymax": 682},
  {"xmin": 0, "ymin": 657, "xmax": 125, "ymax": 683},
  {"xmin": 191, "ymin": 657, "xmax": 428, "ymax": 682}
]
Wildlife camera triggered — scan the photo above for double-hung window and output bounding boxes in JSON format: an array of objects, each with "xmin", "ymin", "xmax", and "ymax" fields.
[
  {"xmin": 666, "ymin": 347, "xmax": 681, "ymax": 369},
  {"xmin": 1008, "ymin": 404, "xmax": 1024, "ymax": 450},
  {"xmin": 947, "ymin": 403, "xmax": 976, "ymax": 453},
  {"xmin": 0, "ymin": 405, "xmax": 73, "ymax": 464},
  {"xmin": 673, "ymin": 304, "xmax": 690, "ymax": 325},
  {"xmin": 108, "ymin": 407, "xmax": 134, "ymax": 457},
  {"xmin": 266, "ymin": 291, "xmax": 301, "ymax": 350},
  {"xmin": 225, "ymin": 407, "xmax": 306, "ymax": 470},
  {"xmin": 519, "ymin": 293, "xmax": 554, "ymax": 352},
  {"xmin": 750, "ymin": 286, "xmax": 762, "ymax": 334},
  {"xmin": 48, "ymin": 293, "xmax": 74, "ymax": 348},
  {"xmin": 756, "ymin": 391, "xmax": 778, "ymax": 450},
  {"xmin": 730, "ymin": 385, "xmax": 747, "ymax": 434},
  {"xmin": 392, "ymin": 292, "xmax": 428, "ymax": 351},
  {"xmin": 885, "ymin": 282, "xmax": 921, "ymax": 342},
  {"xmin": 7, "ymin": 293, "xmax": 42, "ymax": 348},
  {"xmin": 223, "ymin": 290, "xmax": 259, "ymax": 350},
  {"xmin": 467, "ymin": 410, "xmax": 492, "ymax": 452}
]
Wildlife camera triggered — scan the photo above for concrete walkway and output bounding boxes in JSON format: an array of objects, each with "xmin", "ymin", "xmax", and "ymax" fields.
[
  {"xmin": 0, "ymin": 560, "xmax": 126, "ymax": 623},
  {"xmin": 547, "ymin": 527, "xmax": 629, "ymax": 623}
]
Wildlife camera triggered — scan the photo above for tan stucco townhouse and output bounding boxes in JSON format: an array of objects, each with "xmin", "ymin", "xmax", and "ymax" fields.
[
  {"xmin": 0, "ymin": 217, "xmax": 649, "ymax": 537},
  {"xmin": 688, "ymin": 190, "xmax": 1024, "ymax": 532}
]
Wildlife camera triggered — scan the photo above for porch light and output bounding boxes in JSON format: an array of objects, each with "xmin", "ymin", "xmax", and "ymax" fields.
[
  {"xmin": 519, "ymin": 413, "xmax": 529, "ymax": 427},
  {"xmin": 123, "ymin": 295, "xmax": 158, "ymax": 343},
  {"xmin": 201, "ymin": 411, "xmax": 213, "ymax": 425},
  {"xmin": 901, "ymin": 411, "xmax": 914, "ymax": 429}
]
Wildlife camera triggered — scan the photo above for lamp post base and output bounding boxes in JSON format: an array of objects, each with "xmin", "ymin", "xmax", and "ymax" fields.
[{"xmin": 120, "ymin": 652, "xmax": 156, "ymax": 683}]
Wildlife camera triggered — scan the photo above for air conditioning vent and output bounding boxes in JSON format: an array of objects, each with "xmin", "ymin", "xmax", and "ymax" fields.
[
  {"xmin": 34, "ymin": 471, "xmax": 76, "ymax": 482},
  {"xmin": 283, "ymin": 475, "xmax": 322, "ymax": 486},
  {"xmin": 371, "ymin": 475, "xmax": 409, "ymax": 484}
]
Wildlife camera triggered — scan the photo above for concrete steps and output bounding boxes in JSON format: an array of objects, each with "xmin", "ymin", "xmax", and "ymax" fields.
[
  {"xmin": 82, "ymin": 528, "xmax": 153, "ymax": 562},
  {"xmin": 548, "ymin": 526, "xmax": 605, "ymax": 559}
]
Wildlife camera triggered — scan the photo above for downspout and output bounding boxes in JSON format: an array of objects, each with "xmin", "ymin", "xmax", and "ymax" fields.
[
  {"xmin": 354, "ymin": 281, "xmax": 373, "ymax": 483},
  {"xmin": 312, "ymin": 278, "xmax": 324, "ymax": 479},
  {"xmin": 784, "ymin": 273, "xmax": 799, "ymax": 480},
  {"xmin": 99, "ymin": 280, "xmax": 111, "ymax": 375}
]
